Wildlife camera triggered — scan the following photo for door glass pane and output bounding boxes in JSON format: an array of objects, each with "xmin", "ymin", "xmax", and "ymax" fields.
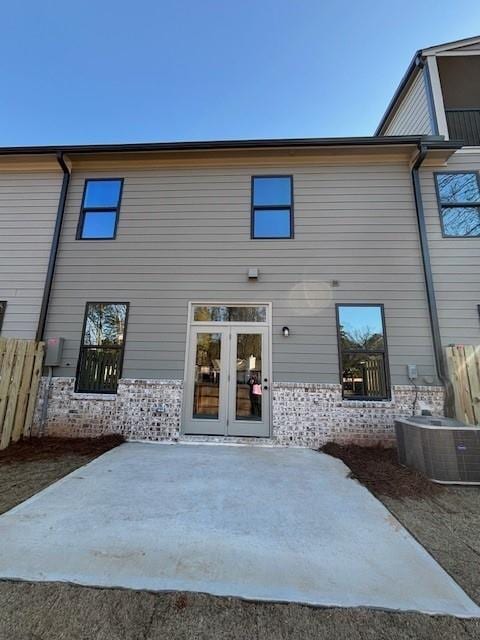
[
  {"xmin": 193, "ymin": 305, "xmax": 266, "ymax": 322},
  {"xmin": 235, "ymin": 333, "xmax": 262, "ymax": 421},
  {"xmin": 193, "ymin": 333, "xmax": 221, "ymax": 419}
]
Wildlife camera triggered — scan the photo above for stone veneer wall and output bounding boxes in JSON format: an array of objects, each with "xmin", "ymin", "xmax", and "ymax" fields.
[
  {"xmin": 33, "ymin": 378, "xmax": 184, "ymax": 441},
  {"xmin": 33, "ymin": 377, "xmax": 444, "ymax": 447},
  {"xmin": 271, "ymin": 382, "xmax": 444, "ymax": 447}
]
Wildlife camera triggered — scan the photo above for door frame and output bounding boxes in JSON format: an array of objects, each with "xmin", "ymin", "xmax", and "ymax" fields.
[{"xmin": 181, "ymin": 301, "xmax": 273, "ymax": 437}]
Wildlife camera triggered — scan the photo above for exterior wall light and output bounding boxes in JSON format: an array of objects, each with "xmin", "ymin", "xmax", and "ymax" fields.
[{"xmin": 282, "ymin": 326, "xmax": 290, "ymax": 337}]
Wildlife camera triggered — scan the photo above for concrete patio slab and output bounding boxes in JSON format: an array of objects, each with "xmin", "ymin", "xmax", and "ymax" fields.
[{"xmin": 0, "ymin": 442, "xmax": 478, "ymax": 617}]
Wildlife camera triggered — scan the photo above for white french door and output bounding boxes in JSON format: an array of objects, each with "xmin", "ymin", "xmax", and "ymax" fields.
[{"xmin": 183, "ymin": 325, "xmax": 270, "ymax": 437}]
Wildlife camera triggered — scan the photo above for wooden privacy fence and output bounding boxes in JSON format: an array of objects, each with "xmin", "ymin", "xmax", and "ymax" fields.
[
  {"xmin": 445, "ymin": 345, "xmax": 480, "ymax": 425},
  {"xmin": 0, "ymin": 338, "xmax": 45, "ymax": 450}
]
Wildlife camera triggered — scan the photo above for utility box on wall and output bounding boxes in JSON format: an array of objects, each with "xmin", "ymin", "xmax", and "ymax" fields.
[{"xmin": 44, "ymin": 337, "xmax": 64, "ymax": 367}]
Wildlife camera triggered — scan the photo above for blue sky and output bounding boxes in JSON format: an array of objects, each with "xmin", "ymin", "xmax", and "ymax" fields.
[{"xmin": 1, "ymin": 1, "xmax": 479, "ymax": 145}]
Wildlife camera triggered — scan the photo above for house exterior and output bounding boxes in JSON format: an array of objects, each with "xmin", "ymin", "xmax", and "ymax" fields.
[
  {"xmin": 0, "ymin": 155, "xmax": 65, "ymax": 338},
  {"xmin": 376, "ymin": 35, "xmax": 480, "ymax": 353},
  {"xmin": 1, "ymin": 35, "xmax": 479, "ymax": 447}
]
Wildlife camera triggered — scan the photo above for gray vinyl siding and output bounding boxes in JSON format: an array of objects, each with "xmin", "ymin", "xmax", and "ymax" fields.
[
  {"xmin": 44, "ymin": 156, "xmax": 436, "ymax": 385},
  {"xmin": 453, "ymin": 43, "xmax": 480, "ymax": 51},
  {"xmin": 421, "ymin": 150, "xmax": 480, "ymax": 346},
  {"xmin": 384, "ymin": 70, "xmax": 433, "ymax": 136},
  {"xmin": 0, "ymin": 171, "xmax": 61, "ymax": 338}
]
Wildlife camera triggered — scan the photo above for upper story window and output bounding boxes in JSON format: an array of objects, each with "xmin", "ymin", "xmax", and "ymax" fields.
[
  {"xmin": 435, "ymin": 172, "xmax": 480, "ymax": 237},
  {"xmin": 77, "ymin": 179, "xmax": 124, "ymax": 240},
  {"xmin": 251, "ymin": 176, "xmax": 293, "ymax": 239},
  {"xmin": 75, "ymin": 302, "xmax": 129, "ymax": 393},
  {"xmin": 336, "ymin": 304, "xmax": 390, "ymax": 400}
]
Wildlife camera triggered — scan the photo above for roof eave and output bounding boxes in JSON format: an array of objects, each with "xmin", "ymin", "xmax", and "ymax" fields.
[
  {"xmin": 0, "ymin": 134, "xmax": 458, "ymax": 158},
  {"xmin": 374, "ymin": 51, "xmax": 423, "ymax": 136}
]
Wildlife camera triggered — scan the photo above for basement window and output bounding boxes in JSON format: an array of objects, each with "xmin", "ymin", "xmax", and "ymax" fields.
[
  {"xmin": 336, "ymin": 304, "xmax": 390, "ymax": 400},
  {"xmin": 75, "ymin": 302, "xmax": 129, "ymax": 394},
  {"xmin": 251, "ymin": 176, "xmax": 293, "ymax": 238},
  {"xmin": 435, "ymin": 172, "xmax": 480, "ymax": 237},
  {"xmin": 77, "ymin": 179, "xmax": 124, "ymax": 239}
]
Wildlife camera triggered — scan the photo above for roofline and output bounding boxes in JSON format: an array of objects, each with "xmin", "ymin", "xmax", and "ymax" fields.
[
  {"xmin": 375, "ymin": 34, "xmax": 480, "ymax": 136},
  {"xmin": 374, "ymin": 51, "xmax": 422, "ymax": 136},
  {"xmin": 0, "ymin": 135, "xmax": 461, "ymax": 157},
  {"xmin": 421, "ymin": 34, "xmax": 480, "ymax": 55}
]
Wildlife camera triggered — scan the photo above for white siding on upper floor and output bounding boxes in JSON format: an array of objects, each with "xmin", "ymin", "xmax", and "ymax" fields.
[
  {"xmin": 384, "ymin": 69, "xmax": 433, "ymax": 136},
  {"xmin": 0, "ymin": 171, "xmax": 62, "ymax": 338},
  {"xmin": 421, "ymin": 150, "xmax": 480, "ymax": 345}
]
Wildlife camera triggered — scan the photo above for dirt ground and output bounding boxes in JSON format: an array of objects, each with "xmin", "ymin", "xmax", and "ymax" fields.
[
  {"xmin": 0, "ymin": 438, "xmax": 479, "ymax": 640},
  {"xmin": 0, "ymin": 436, "xmax": 123, "ymax": 515}
]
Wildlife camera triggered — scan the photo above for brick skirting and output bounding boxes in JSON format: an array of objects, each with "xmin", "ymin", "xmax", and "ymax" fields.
[{"xmin": 33, "ymin": 377, "xmax": 444, "ymax": 447}]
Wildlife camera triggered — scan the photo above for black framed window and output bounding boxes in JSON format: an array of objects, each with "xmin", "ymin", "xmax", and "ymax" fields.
[
  {"xmin": 435, "ymin": 172, "xmax": 480, "ymax": 237},
  {"xmin": 77, "ymin": 179, "xmax": 124, "ymax": 239},
  {"xmin": 251, "ymin": 176, "xmax": 293, "ymax": 238},
  {"xmin": 336, "ymin": 304, "xmax": 390, "ymax": 400},
  {"xmin": 76, "ymin": 302, "xmax": 129, "ymax": 393},
  {"xmin": 0, "ymin": 301, "xmax": 6, "ymax": 333}
]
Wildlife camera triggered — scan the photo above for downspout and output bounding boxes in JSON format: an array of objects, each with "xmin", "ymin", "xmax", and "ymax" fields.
[
  {"xmin": 35, "ymin": 152, "xmax": 71, "ymax": 342},
  {"xmin": 411, "ymin": 144, "xmax": 454, "ymax": 416}
]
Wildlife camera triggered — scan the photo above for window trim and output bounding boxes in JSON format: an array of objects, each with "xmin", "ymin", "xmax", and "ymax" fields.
[
  {"xmin": 76, "ymin": 178, "xmax": 124, "ymax": 240},
  {"xmin": 433, "ymin": 170, "xmax": 480, "ymax": 239},
  {"xmin": 335, "ymin": 303, "xmax": 391, "ymax": 401},
  {"xmin": 251, "ymin": 175, "xmax": 294, "ymax": 239},
  {"xmin": 0, "ymin": 301, "xmax": 6, "ymax": 333},
  {"xmin": 75, "ymin": 301, "xmax": 130, "ymax": 394}
]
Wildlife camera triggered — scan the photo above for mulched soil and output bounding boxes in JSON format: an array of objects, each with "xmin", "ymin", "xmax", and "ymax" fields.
[
  {"xmin": 0, "ymin": 435, "xmax": 124, "ymax": 465},
  {"xmin": 321, "ymin": 442, "xmax": 444, "ymax": 499}
]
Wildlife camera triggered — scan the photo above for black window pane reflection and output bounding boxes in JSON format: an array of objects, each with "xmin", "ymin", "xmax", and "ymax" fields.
[
  {"xmin": 338, "ymin": 306, "xmax": 384, "ymax": 351},
  {"xmin": 342, "ymin": 353, "xmax": 387, "ymax": 399},
  {"xmin": 193, "ymin": 333, "xmax": 221, "ymax": 419},
  {"xmin": 337, "ymin": 305, "xmax": 389, "ymax": 400},
  {"xmin": 0, "ymin": 301, "xmax": 6, "ymax": 332},
  {"xmin": 193, "ymin": 305, "xmax": 266, "ymax": 322},
  {"xmin": 235, "ymin": 333, "xmax": 262, "ymax": 421},
  {"xmin": 436, "ymin": 173, "xmax": 480, "ymax": 203},
  {"xmin": 84, "ymin": 303, "xmax": 127, "ymax": 346},
  {"xmin": 253, "ymin": 177, "xmax": 291, "ymax": 206},
  {"xmin": 442, "ymin": 207, "xmax": 480, "ymax": 237},
  {"xmin": 76, "ymin": 348, "xmax": 123, "ymax": 393}
]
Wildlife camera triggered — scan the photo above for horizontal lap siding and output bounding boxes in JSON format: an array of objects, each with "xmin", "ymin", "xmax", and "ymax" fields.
[
  {"xmin": 421, "ymin": 151, "xmax": 480, "ymax": 345},
  {"xmin": 45, "ymin": 158, "xmax": 435, "ymax": 384},
  {"xmin": 0, "ymin": 172, "xmax": 62, "ymax": 338},
  {"xmin": 384, "ymin": 70, "xmax": 433, "ymax": 135}
]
